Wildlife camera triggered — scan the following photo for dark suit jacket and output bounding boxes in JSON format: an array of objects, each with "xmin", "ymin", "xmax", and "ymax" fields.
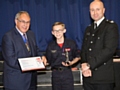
[
  {"xmin": 81, "ymin": 19, "xmax": 119, "ymax": 83},
  {"xmin": 2, "ymin": 28, "xmax": 42, "ymax": 90}
]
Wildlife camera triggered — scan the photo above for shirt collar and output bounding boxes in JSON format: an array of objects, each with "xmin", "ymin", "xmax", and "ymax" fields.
[
  {"xmin": 16, "ymin": 26, "xmax": 25, "ymax": 36},
  {"xmin": 94, "ymin": 16, "xmax": 105, "ymax": 27}
]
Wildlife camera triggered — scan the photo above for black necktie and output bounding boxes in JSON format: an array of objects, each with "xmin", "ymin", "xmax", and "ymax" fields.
[
  {"xmin": 23, "ymin": 34, "xmax": 30, "ymax": 51},
  {"xmin": 94, "ymin": 23, "xmax": 97, "ymax": 29}
]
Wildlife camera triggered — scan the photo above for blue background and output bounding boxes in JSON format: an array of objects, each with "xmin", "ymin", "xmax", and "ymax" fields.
[{"xmin": 0, "ymin": 0, "xmax": 120, "ymax": 51}]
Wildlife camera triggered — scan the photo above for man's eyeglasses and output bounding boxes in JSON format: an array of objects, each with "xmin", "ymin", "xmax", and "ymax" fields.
[
  {"xmin": 17, "ymin": 19, "xmax": 30, "ymax": 24},
  {"xmin": 52, "ymin": 29, "xmax": 64, "ymax": 33}
]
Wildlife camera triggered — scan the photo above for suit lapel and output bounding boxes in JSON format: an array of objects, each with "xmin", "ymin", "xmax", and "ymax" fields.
[
  {"xmin": 14, "ymin": 28, "xmax": 31, "ymax": 54},
  {"xmin": 26, "ymin": 32, "xmax": 34, "ymax": 56}
]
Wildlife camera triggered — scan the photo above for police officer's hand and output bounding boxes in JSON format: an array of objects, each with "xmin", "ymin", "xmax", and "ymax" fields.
[
  {"xmin": 81, "ymin": 63, "xmax": 90, "ymax": 71},
  {"xmin": 82, "ymin": 69, "xmax": 92, "ymax": 77}
]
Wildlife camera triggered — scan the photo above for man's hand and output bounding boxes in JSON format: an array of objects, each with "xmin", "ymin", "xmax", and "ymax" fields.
[
  {"xmin": 82, "ymin": 69, "xmax": 92, "ymax": 77},
  {"xmin": 81, "ymin": 63, "xmax": 90, "ymax": 71},
  {"xmin": 81, "ymin": 63, "xmax": 92, "ymax": 77}
]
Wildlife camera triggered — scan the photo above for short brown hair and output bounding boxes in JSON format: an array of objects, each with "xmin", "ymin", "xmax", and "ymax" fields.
[{"xmin": 52, "ymin": 22, "xmax": 65, "ymax": 29}]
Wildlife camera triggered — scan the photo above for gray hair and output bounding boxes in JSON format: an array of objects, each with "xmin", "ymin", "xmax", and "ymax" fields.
[{"xmin": 15, "ymin": 11, "xmax": 30, "ymax": 20}]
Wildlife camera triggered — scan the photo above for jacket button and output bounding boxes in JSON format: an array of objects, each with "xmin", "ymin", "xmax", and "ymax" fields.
[
  {"xmin": 95, "ymin": 68, "xmax": 98, "ymax": 70},
  {"xmin": 89, "ymin": 48, "xmax": 92, "ymax": 51},
  {"xmin": 98, "ymin": 37, "xmax": 100, "ymax": 39},
  {"xmin": 104, "ymin": 63, "xmax": 106, "ymax": 65},
  {"xmin": 92, "ymin": 34, "xmax": 95, "ymax": 36},
  {"xmin": 90, "ymin": 41, "xmax": 93, "ymax": 43}
]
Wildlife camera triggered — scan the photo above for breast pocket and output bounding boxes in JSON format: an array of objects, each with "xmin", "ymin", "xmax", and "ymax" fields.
[{"xmin": 51, "ymin": 50, "xmax": 59, "ymax": 59}]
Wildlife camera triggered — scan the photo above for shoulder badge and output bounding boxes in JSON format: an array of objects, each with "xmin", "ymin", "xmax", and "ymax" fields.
[
  {"xmin": 106, "ymin": 19, "xmax": 114, "ymax": 23},
  {"xmin": 110, "ymin": 20, "xmax": 114, "ymax": 23}
]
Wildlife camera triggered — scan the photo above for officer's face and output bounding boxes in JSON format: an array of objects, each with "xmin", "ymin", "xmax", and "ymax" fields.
[
  {"xmin": 15, "ymin": 13, "xmax": 30, "ymax": 33},
  {"xmin": 52, "ymin": 25, "xmax": 66, "ymax": 39},
  {"xmin": 90, "ymin": 1, "xmax": 105, "ymax": 22}
]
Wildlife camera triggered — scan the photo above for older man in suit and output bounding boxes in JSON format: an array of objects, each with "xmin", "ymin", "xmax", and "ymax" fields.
[
  {"xmin": 2, "ymin": 11, "xmax": 46, "ymax": 90},
  {"xmin": 80, "ymin": 1, "xmax": 119, "ymax": 90}
]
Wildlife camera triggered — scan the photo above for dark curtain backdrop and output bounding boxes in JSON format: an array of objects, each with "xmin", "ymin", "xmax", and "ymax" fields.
[{"xmin": 0, "ymin": 0, "xmax": 120, "ymax": 51}]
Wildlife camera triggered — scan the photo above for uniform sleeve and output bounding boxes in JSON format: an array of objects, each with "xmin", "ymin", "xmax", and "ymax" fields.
[
  {"xmin": 45, "ymin": 44, "xmax": 52, "ymax": 65},
  {"xmin": 72, "ymin": 41, "xmax": 81, "ymax": 58},
  {"xmin": 80, "ymin": 27, "xmax": 89, "ymax": 63}
]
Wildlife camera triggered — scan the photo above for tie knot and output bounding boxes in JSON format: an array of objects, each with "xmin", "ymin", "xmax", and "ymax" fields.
[
  {"xmin": 23, "ymin": 33, "xmax": 25, "ymax": 36},
  {"xmin": 23, "ymin": 34, "xmax": 27, "ymax": 43},
  {"xmin": 23, "ymin": 33, "xmax": 26, "ymax": 37}
]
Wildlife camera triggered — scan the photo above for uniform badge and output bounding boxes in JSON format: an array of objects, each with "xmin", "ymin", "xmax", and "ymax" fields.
[
  {"xmin": 65, "ymin": 48, "xmax": 71, "ymax": 51},
  {"xmin": 51, "ymin": 50, "xmax": 57, "ymax": 53}
]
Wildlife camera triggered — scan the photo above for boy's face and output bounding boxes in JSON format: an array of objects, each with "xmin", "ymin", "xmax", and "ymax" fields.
[{"xmin": 52, "ymin": 25, "xmax": 66, "ymax": 39}]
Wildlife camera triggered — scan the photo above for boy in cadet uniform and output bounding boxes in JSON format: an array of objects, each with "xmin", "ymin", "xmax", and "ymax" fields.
[{"xmin": 46, "ymin": 22, "xmax": 80, "ymax": 90}]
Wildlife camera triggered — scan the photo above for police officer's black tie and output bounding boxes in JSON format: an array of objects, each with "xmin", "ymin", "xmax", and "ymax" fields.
[{"xmin": 94, "ymin": 23, "xmax": 97, "ymax": 29}]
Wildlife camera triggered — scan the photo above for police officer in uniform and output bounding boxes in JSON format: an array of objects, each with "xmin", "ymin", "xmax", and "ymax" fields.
[
  {"xmin": 46, "ymin": 22, "xmax": 80, "ymax": 90},
  {"xmin": 81, "ymin": 1, "xmax": 119, "ymax": 90}
]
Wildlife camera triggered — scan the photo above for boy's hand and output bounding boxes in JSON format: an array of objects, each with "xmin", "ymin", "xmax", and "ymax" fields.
[
  {"xmin": 62, "ymin": 61, "xmax": 73, "ymax": 66},
  {"xmin": 41, "ymin": 56, "xmax": 47, "ymax": 66}
]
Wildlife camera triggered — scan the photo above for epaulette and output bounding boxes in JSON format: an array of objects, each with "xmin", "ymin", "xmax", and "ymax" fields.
[{"xmin": 106, "ymin": 19, "xmax": 114, "ymax": 23}]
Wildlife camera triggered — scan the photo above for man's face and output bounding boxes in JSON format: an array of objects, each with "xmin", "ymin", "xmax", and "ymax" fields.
[
  {"xmin": 52, "ymin": 25, "xmax": 66, "ymax": 39},
  {"xmin": 15, "ymin": 13, "xmax": 30, "ymax": 33},
  {"xmin": 90, "ymin": 1, "xmax": 105, "ymax": 21}
]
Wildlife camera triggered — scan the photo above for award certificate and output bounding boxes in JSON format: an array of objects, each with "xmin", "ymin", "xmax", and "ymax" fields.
[{"xmin": 18, "ymin": 56, "xmax": 45, "ymax": 71}]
